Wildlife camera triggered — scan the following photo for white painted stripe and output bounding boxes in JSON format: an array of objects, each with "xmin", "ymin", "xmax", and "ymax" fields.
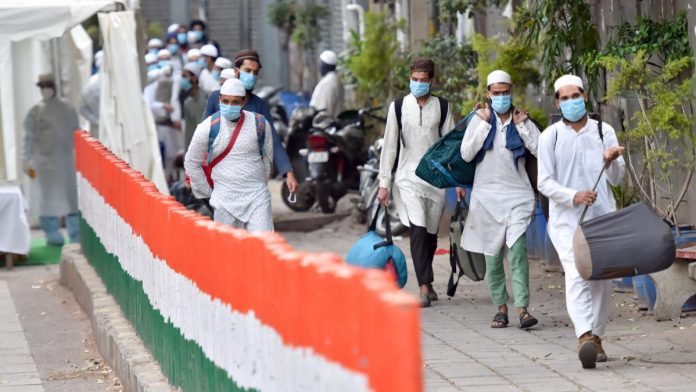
[{"xmin": 77, "ymin": 173, "xmax": 371, "ymax": 392}]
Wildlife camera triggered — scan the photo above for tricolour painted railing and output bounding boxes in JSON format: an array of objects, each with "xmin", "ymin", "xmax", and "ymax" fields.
[{"xmin": 74, "ymin": 132, "xmax": 421, "ymax": 392}]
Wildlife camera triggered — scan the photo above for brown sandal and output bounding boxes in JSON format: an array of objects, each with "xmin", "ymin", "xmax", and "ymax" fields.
[{"xmin": 491, "ymin": 312, "xmax": 509, "ymax": 328}]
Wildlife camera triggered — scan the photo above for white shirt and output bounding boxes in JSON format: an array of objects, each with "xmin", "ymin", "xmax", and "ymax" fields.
[
  {"xmin": 80, "ymin": 73, "xmax": 100, "ymax": 130},
  {"xmin": 198, "ymin": 68, "xmax": 220, "ymax": 94},
  {"xmin": 537, "ymin": 119, "xmax": 625, "ymax": 253},
  {"xmin": 459, "ymin": 112, "xmax": 540, "ymax": 255},
  {"xmin": 309, "ymin": 71, "xmax": 343, "ymax": 118},
  {"xmin": 378, "ymin": 94, "xmax": 454, "ymax": 233},
  {"xmin": 184, "ymin": 111, "xmax": 274, "ymax": 221}
]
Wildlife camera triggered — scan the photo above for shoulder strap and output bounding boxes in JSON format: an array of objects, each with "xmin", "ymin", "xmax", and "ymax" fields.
[
  {"xmin": 392, "ymin": 98, "xmax": 404, "ymax": 174},
  {"xmin": 207, "ymin": 112, "xmax": 222, "ymax": 164},
  {"xmin": 436, "ymin": 96, "xmax": 449, "ymax": 137},
  {"xmin": 254, "ymin": 113, "xmax": 266, "ymax": 157}
]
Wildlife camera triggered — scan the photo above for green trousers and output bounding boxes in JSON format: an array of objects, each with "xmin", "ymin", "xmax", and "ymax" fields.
[{"xmin": 485, "ymin": 234, "xmax": 530, "ymax": 308}]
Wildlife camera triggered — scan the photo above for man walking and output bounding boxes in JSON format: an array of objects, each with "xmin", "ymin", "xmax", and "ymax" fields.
[
  {"xmin": 377, "ymin": 58, "xmax": 454, "ymax": 307},
  {"xmin": 459, "ymin": 70, "xmax": 541, "ymax": 329},
  {"xmin": 538, "ymin": 74, "xmax": 625, "ymax": 369},
  {"xmin": 24, "ymin": 74, "xmax": 80, "ymax": 245},
  {"xmin": 184, "ymin": 78, "xmax": 274, "ymax": 232}
]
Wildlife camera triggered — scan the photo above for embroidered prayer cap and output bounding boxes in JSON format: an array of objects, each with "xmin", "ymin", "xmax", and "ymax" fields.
[
  {"xmin": 200, "ymin": 44, "xmax": 218, "ymax": 58},
  {"xmin": 220, "ymin": 78, "xmax": 246, "ymax": 97},
  {"xmin": 234, "ymin": 50, "xmax": 262, "ymax": 68},
  {"xmin": 487, "ymin": 70, "xmax": 511, "ymax": 86},
  {"xmin": 319, "ymin": 50, "xmax": 338, "ymax": 66},
  {"xmin": 554, "ymin": 74, "xmax": 584, "ymax": 92},
  {"xmin": 214, "ymin": 57, "xmax": 232, "ymax": 69},
  {"xmin": 220, "ymin": 68, "xmax": 236, "ymax": 80}
]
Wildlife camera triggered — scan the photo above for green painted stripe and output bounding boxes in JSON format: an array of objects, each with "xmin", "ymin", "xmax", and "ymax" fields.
[{"xmin": 80, "ymin": 217, "xmax": 255, "ymax": 392}]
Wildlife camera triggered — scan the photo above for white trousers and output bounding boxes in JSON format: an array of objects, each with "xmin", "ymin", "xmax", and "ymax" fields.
[
  {"xmin": 551, "ymin": 226, "xmax": 612, "ymax": 338},
  {"xmin": 213, "ymin": 205, "xmax": 274, "ymax": 233}
]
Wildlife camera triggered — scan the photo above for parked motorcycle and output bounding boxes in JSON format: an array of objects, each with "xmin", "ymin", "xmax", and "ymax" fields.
[
  {"xmin": 352, "ymin": 138, "xmax": 407, "ymax": 237},
  {"xmin": 280, "ymin": 106, "xmax": 322, "ymax": 212}
]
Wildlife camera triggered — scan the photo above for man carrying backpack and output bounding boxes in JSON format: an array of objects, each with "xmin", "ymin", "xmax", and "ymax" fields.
[
  {"xmin": 458, "ymin": 70, "xmax": 541, "ymax": 329},
  {"xmin": 184, "ymin": 78, "xmax": 274, "ymax": 232},
  {"xmin": 377, "ymin": 58, "xmax": 454, "ymax": 307}
]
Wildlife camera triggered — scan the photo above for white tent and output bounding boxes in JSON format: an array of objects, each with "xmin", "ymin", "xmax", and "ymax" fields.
[{"xmin": 0, "ymin": 0, "xmax": 168, "ymax": 195}]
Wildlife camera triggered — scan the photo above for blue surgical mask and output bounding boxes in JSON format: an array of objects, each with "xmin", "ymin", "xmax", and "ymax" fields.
[
  {"xmin": 147, "ymin": 64, "xmax": 159, "ymax": 72},
  {"xmin": 192, "ymin": 31, "xmax": 204, "ymax": 42},
  {"xmin": 409, "ymin": 80, "xmax": 430, "ymax": 98},
  {"xmin": 167, "ymin": 43, "xmax": 179, "ymax": 54},
  {"xmin": 220, "ymin": 104, "xmax": 242, "ymax": 121},
  {"xmin": 560, "ymin": 98, "xmax": 587, "ymax": 122},
  {"xmin": 239, "ymin": 71, "xmax": 257, "ymax": 91},
  {"xmin": 180, "ymin": 77, "xmax": 192, "ymax": 92},
  {"xmin": 197, "ymin": 58, "xmax": 207, "ymax": 67},
  {"xmin": 148, "ymin": 48, "xmax": 159, "ymax": 56},
  {"xmin": 490, "ymin": 95, "xmax": 512, "ymax": 114},
  {"xmin": 158, "ymin": 60, "xmax": 172, "ymax": 68},
  {"xmin": 211, "ymin": 69, "xmax": 220, "ymax": 81},
  {"xmin": 177, "ymin": 32, "xmax": 187, "ymax": 45}
]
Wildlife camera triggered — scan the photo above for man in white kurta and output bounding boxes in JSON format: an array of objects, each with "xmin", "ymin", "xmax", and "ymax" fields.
[
  {"xmin": 378, "ymin": 58, "xmax": 454, "ymax": 307},
  {"xmin": 459, "ymin": 70, "xmax": 540, "ymax": 329},
  {"xmin": 24, "ymin": 74, "xmax": 80, "ymax": 245},
  {"xmin": 184, "ymin": 78, "xmax": 274, "ymax": 232},
  {"xmin": 309, "ymin": 50, "xmax": 344, "ymax": 118},
  {"xmin": 538, "ymin": 74, "xmax": 625, "ymax": 369},
  {"xmin": 80, "ymin": 51, "xmax": 102, "ymax": 138}
]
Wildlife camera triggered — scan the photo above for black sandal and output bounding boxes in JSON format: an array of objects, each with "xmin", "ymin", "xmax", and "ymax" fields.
[
  {"xmin": 519, "ymin": 311, "xmax": 538, "ymax": 329},
  {"xmin": 491, "ymin": 312, "xmax": 509, "ymax": 328}
]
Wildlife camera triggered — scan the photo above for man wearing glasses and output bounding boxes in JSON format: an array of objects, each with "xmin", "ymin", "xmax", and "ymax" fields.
[{"xmin": 458, "ymin": 70, "xmax": 541, "ymax": 329}]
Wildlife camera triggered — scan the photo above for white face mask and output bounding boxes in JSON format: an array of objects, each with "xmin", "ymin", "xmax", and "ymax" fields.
[{"xmin": 40, "ymin": 87, "xmax": 54, "ymax": 101}]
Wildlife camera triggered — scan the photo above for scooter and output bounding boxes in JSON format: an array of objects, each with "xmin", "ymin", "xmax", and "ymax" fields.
[{"xmin": 352, "ymin": 138, "xmax": 407, "ymax": 236}]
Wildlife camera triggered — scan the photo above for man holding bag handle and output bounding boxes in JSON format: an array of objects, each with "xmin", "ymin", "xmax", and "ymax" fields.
[{"xmin": 537, "ymin": 74, "xmax": 625, "ymax": 369}]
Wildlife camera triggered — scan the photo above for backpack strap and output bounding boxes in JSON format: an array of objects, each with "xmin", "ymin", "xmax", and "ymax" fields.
[
  {"xmin": 392, "ymin": 98, "xmax": 404, "ymax": 174},
  {"xmin": 207, "ymin": 112, "xmax": 222, "ymax": 164},
  {"xmin": 436, "ymin": 95, "xmax": 449, "ymax": 137},
  {"xmin": 254, "ymin": 113, "xmax": 267, "ymax": 157}
]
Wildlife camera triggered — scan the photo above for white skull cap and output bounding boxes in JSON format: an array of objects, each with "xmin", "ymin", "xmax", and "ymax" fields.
[
  {"xmin": 148, "ymin": 38, "xmax": 163, "ymax": 48},
  {"xmin": 220, "ymin": 78, "xmax": 246, "ymax": 97},
  {"xmin": 214, "ymin": 57, "xmax": 232, "ymax": 69},
  {"xmin": 186, "ymin": 48, "xmax": 201, "ymax": 61},
  {"xmin": 183, "ymin": 63, "xmax": 203, "ymax": 77},
  {"xmin": 200, "ymin": 44, "xmax": 218, "ymax": 58},
  {"xmin": 487, "ymin": 70, "xmax": 511, "ymax": 86},
  {"xmin": 144, "ymin": 53, "xmax": 157, "ymax": 64},
  {"xmin": 220, "ymin": 68, "xmax": 236, "ymax": 80},
  {"xmin": 167, "ymin": 24, "xmax": 180, "ymax": 34},
  {"xmin": 157, "ymin": 49, "xmax": 171, "ymax": 58},
  {"xmin": 554, "ymin": 74, "xmax": 584, "ymax": 92},
  {"xmin": 319, "ymin": 50, "xmax": 338, "ymax": 65}
]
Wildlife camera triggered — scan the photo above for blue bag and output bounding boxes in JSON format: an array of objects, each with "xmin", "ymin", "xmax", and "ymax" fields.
[{"xmin": 346, "ymin": 205, "xmax": 408, "ymax": 288}]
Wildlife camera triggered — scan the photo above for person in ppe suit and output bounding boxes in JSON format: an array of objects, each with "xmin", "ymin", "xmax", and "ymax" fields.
[
  {"xmin": 80, "ymin": 50, "xmax": 102, "ymax": 138},
  {"xmin": 537, "ymin": 74, "xmax": 625, "ymax": 369},
  {"xmin": 458, "ymin": 70, "xmax": 541, "ymax": 329},
  {"xmin": 24, "ymin": 73, "xmax": 80, "ymax": 245},
  {"xmin": 309, "ymin": 50, "xmax": 344, "ymax": 118}
]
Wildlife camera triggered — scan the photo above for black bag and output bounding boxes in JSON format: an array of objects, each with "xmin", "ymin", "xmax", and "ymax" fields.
[
  {"xmin": 572, "ymin": 165, "xmax": 675, "ymax": 280},
  {"xmin": 447, "ymin": 199, "xmax": 487, "ymax": 297}
]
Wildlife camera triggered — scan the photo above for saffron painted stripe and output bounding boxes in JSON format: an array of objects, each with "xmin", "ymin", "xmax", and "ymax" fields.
[{"xmin": 77, "ymin": 173, "xmax": 371, "ymax": 391}]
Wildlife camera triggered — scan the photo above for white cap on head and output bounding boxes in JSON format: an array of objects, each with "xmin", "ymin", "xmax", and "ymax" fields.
[
  {"xmin": 200, "ymin": 44, "xmax": 218, "ymax": 58},
  {"xmin": 183, "ymin": 62, "xmax": 203, "ymax": 77},
  {"xmin": 554, "ymin": 74, "xmax": 584, "ymax": 92},
  {"xmin": 167, "ymin": 24, "xmax": 180, "ymax": 34},
  {"xmin": 147, "ymin": 69, "xmax": 162, "ymax": 82},
  {"xmin": 144, "ymin": 53, "xmax": 157, "ymax": 64},
  {"xmin": 220, "ymin": 78, "xmax": 246, "ymax": 97},
  {"xmin": 220, "ymin": 68, "xmax": 236, "ymax": 80},
  {"xmin": 214, "ymin": 57, "xmax": 232, "ymax": 69},
  {"xmin": 157, "ymin": 49, "xmax": 171, "ymax": 59},
  {"xmin": 148, "ymin": 38, "xmax": 163, "ymax": 48},
  {"xmin": 186, "ymin": 48, "xmax": 201, "ymax": 61},
  {"xmin": 319, "ymin": 50, "xmax": 337, "ymax": 65},
  {"xmin": 487, "ymin": 70, "xmax": 511, "ymax": 86}
]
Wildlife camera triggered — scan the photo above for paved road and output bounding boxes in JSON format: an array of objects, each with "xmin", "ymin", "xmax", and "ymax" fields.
[{"xmin": 282, "ymin": 216, "xmax": 696, "ymax": 392}]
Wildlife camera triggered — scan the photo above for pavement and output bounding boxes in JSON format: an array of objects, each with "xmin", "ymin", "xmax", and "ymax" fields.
[{"xmin": 281, "ymin": 215, "xmax": 696, "ymax": 392}]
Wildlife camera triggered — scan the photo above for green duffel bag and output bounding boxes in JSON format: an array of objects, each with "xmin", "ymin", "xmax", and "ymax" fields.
[{"xmin": 447, "ymin": 199, "xmax": 487, "ymax": 297}]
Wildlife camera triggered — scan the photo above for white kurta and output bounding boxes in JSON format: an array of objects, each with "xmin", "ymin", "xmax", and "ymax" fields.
[
  {"xmin": 459, "ymin": 113, "xmax": 540, "ymax": 256},
  {"xmin": 80, "ymin": 73, "xmax": 100, "ymax": 137},
  {"xmin": 198, "ymin": 68, "xmax": 219, "ymax": 94},
  {"xmin": 23, "ymin": 97, "xmax": 79, "ymax": 217},
  {"xmin": 378, "ymin": 94, "xmax": 454, "ymax": 234},
  {"xmin": 144, "ymin": 75, "xmax": 183, "ymax": 174},
  {"xmin": 309, "ymin": 71, "xmax": 344, "ymax": 118},
  {"xmin": 184, "ymin": 111, "xmax": 274, "ymax": 232},
  {"xmin": 537, "ymin": 119, "xmax": 625, "ymax": 338}
]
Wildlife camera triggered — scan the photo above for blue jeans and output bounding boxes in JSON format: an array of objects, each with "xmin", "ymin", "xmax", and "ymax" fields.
[{"xmin": 39, "ymin": 213, "xmax": 80, "ymax": 245}]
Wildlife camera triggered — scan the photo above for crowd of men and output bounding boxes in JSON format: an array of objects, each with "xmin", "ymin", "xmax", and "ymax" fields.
[{"xmin": 23, "ymin": 19, "xmax": 626, "ymax": 369}]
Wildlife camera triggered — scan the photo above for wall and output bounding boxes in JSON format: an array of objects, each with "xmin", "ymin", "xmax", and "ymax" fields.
[{"xmin": 73, "ymin": 131, "xmax": 422, "ymax": 391}]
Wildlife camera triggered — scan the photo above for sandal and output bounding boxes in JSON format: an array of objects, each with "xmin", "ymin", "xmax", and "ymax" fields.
[
  {"xmin": 491, "ymin": 312, "xmax": 509, "ymax": 328},
  {"xmin": 519, "ymin": 311, "xmax": 538, "ymax": 329}
]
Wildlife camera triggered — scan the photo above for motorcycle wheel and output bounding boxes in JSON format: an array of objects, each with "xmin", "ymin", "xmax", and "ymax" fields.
[
  {"xmin": 316, "ymin": 182, "xmax": 337, "ymax": 214},
  {"xmin": 370, "ymin": 199, "xmax": 407, "ymax": 237},
  {"xmin": 281, "ymin": 181, "xmax": 315, "ymax": 212}
]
